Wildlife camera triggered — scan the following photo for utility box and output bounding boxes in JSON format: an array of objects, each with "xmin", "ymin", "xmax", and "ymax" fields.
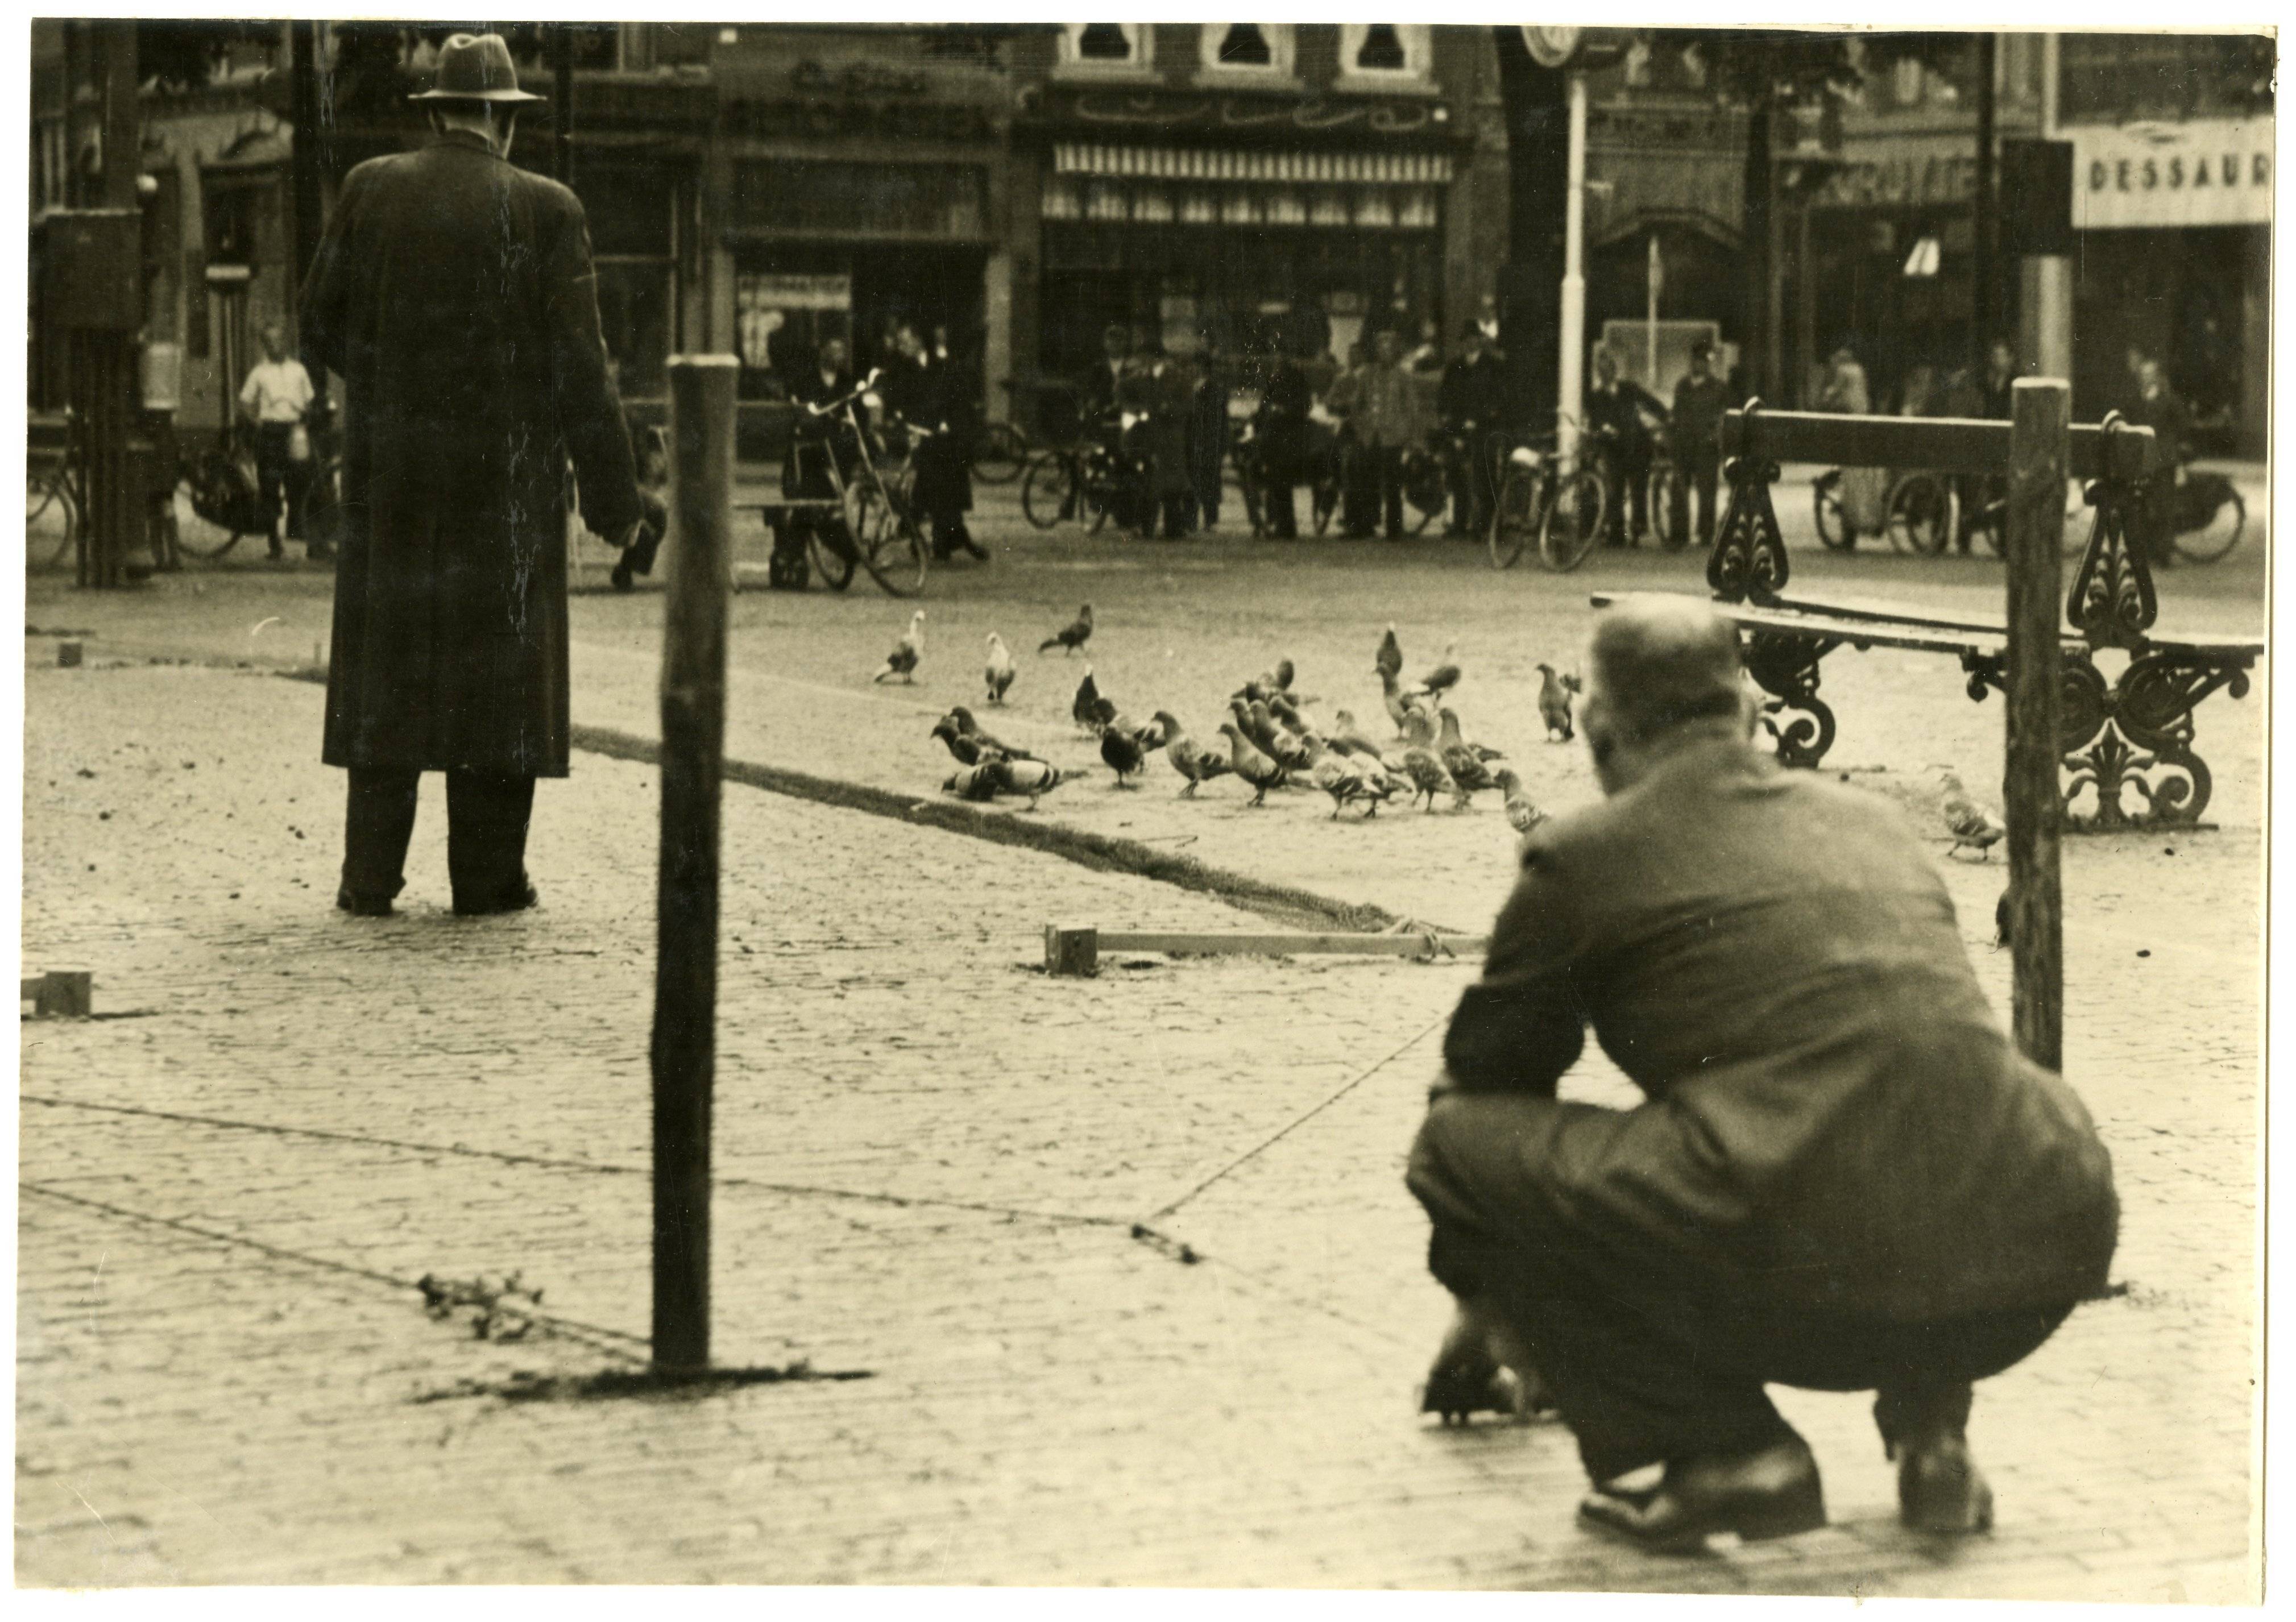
[{"xmin": 44, "ymin": 209, "xmax": 142, "ymax": 331}]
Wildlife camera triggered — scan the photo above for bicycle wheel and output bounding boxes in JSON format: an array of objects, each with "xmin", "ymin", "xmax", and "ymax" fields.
[
  {"xmin": 1537, "ymin": 468, "xmax": 1606, "ymax": 573},
  {"xmin": 1649, "ymin": 462, "xmax": 1683, "ymax": 549},
  {"xmin": 971, "ymin": 421, "xmax": 1027, "ymax": 485},
  {"xmin": 807, "ymin": 518, "xmax": 857, "ymax": 591},
  {"xmin": 1887, "ymin": 472, "xmax": 1953, "ymax": 555},
  {"xmin": 2171, "ymin": 483, "xmax": 2245, "ymax": 563},
  {"xmin": 1813, "ymin": 472, "xmax": 1851, "ymax": 551},
  {"xmin": 1309, "ymin": 464, "xmax": 1340, "ymax": 536},
  {"xmin": 26, "ymin": 468, "xmax": 78, "ymax": 568},
  {"xmin": 171, "ymin": 451, "xmax": 251, "ymax": 558},
  {"xmin": 1489, "ymin": 464, "xmax": 1540, "ymax": 569},
  {"xmin": 1021, "ymin": 451, "xmax": 1076, "ymax": 530},
  {"xmin": 855, "ymin": 482, "xmax": 928, "ymax": 598}
]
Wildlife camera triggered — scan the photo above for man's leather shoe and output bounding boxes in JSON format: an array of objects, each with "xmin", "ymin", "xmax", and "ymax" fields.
[
  {"xmin": 453, "ymin": 878, "xmax": 539, "ymax": 918},
  {"xmin": 335, "ymin": 886, "xmax": 395, "ymax": 918},
  {"xmin": 1578, "ymin": 1432, "xmax": 1826, "ymax": 1554},
  {"xmin": 1893, "ymin": 1434, "xmax": 1994, "ymax": 1533}
]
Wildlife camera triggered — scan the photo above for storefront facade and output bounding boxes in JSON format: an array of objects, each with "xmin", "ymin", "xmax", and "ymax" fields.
[{"xmin": 1005, "ymin": 24, "xmax": 1500, "ymax": 428}]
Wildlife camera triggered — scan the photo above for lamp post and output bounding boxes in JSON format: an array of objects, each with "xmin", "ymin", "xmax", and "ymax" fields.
[{"xmin": 1520, "ymin": 28, "xmax": 1627, "ymax": 463}]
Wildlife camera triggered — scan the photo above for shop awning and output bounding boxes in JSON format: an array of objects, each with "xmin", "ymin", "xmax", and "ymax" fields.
[{"xmin": 1052, "ymin": 144, "xmax": 1452, "ymax": 186}]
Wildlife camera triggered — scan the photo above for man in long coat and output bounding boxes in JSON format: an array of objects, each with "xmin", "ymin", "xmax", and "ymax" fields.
[
  {"xmin": 299, "ymin": 33, "xmax": 644, "ymax": 916},
  {"xmin": 1407, "ymin": 596, "xmax": 2117, "ymax": 1554}
]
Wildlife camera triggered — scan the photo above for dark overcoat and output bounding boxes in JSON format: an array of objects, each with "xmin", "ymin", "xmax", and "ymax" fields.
[
  {"xmin": 299, "ymin": 130, "xmax": 643, "ymax": 779},
  {"xmin": 882, "ymin": 354, "xmax": 973, "ymax": 516},
  {"xmin": 1409, "ymin": 738, "xmax": 2118, "ymax": 1325}
]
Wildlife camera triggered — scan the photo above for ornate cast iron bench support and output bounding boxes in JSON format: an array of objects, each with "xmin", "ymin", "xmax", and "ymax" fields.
[{"xmin": 1672, "ymin": 406, "xmax": 2260, "ymax": 831}]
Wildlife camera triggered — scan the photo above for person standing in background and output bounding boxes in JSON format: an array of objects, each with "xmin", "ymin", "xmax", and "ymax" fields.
[
  {"xmin": 1669, "ymin": 339, "xmax": 1727, "ymax": 549},
  {"xmin": 239, "ymin": 321, "xmax": 321, "ymax": 563},
  {"xmin": 1437, "ymin": 323, "xmax": 1507, "ymax": 538},
  {"xmin": 1187, "ymin": 331, "xmax": 1232, "ymax": 533},
  {"xmin": 298, "ymin": 32, "xmax": 645, "ymax": 919}
]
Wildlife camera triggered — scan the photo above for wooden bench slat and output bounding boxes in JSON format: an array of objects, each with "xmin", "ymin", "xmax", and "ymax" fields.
[
  {"xmin": 1590, "ymin": 590, "xmax": 2262, "ymax": 662},
  {"xmin": 1719, "ymin": 408, "xmax": 2160, "ymax": 480}
]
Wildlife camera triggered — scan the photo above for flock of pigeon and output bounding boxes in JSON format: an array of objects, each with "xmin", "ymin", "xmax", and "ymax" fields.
[{"xmin": 893, "ymin": 603, "xmax": 1585, "ymax": 832}]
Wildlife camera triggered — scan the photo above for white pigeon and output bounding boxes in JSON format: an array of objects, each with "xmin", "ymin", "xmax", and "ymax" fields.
[
  {"xmin": 984, "ymin": 632, "xmax": 1016, "ymax": 705},
  {"xmin": 1937, "ymin": 769, "xmax": 2006, "ymax": 860},
  {"xmin": 875, "ymin": 609, "xmax": 925, "ymax": 686}
]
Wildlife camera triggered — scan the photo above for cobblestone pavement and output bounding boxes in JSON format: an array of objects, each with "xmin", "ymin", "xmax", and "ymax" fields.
[{"xmin": 16, "ymin": 472, "xmax": 2264, "ymax": 1594}]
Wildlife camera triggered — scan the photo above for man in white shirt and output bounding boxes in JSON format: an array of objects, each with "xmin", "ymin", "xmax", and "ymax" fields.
[{"xmin": 238, "ymin": 322, "xmax": 322, "ymax": 561}]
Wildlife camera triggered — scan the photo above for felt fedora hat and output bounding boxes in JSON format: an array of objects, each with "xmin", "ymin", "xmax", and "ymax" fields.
[{"xmin": 409, "ymin": 32, "xmax": 546, "ymax": 103}]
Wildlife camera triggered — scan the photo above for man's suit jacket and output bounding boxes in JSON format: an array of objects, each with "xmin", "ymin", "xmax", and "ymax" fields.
[
  {"xmin": 300, "ymin": 130, "xmax": 641, "ymax": 778},
  {"xmin": 1427, "ymin": 737, "xmax": 2118, "ymax": 1324}
]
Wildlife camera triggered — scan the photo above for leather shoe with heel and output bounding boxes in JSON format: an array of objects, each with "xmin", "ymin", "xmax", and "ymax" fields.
[
  {"xmin": 1892, "ymin": 1433, "xmax": 1994, "ymax": 1533},
  {"xmin": 1578, "ymin": 1431, "xmax": 1827, "ymax": 1554}
]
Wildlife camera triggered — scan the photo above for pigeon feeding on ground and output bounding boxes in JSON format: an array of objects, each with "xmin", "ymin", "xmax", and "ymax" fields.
[
  {"xmin": 1217, "ymin": 723, "xmax": 1286, "ymax": 807},
  {"xmin": 1399, "ymin": 746, "xmax": 1456, "ymax": 812},
  {"xmin": 1040, "ymin": 603, "xmax": 1093, "ymax": 656},
  {"xmin": 1536, "ymin": 663, "xmax": 1577, "ymax": 742},
  {"xmin": 1939, "ymin": 770, "xmax": 2007, "ymax": 860},
  {"xmin": 989, "ymin": 756, "xmax": 1066, "ymax": 810},
  {"xmin": 1376, "ymin": 624, "xmax": 1403, "ymax": 682},
  {"xmin": 984, "ymin": 633, "xmax": 1016, "ymax": 705},
  {"xmin": 1305, "ymin": 741, "xmax": 1384, "ymax": 819},
  {"xmin": 1100, "ymin": 719, "xmax": 1150, "ymax": 787},
  {"xmin": 943, "ymin": 764, "xmax": 1000, "ymax": 802},
  {"xmin": 1157, "ymin": 711, "xmax": 1231, "ymax": 798},
  {"xmin": 874, "ymin": 609, "xmax": 925, "ymax": 685},
  {"xmin": 1330, "ymin": 710, "xmax": 1391, "ymax": 764},
  {"xmin": 1380, "ymin": 669, "xmax": 1418, "ymax": 737},
  {"xmin": 931, "ymin": 715, "xmax": 1000, "ymax": 767},
  {"xmin": 1495, "ymin": 767, "xmax": 1549, "ymax": 836},
  {"xmin": 946, "ymin": 706, "xmax": 1039, "ymax": 762},
  {"xmin": 1438, "ymin": 708, "xmax": 1501, "ymax": 808},
  {"xmin": 1071, "ymin": 667, "xmax": 1102, "ymax": 732}
]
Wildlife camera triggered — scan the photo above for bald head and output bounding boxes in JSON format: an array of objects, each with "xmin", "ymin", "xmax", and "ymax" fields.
[{"xmin": 1585, "ymin": 596, "xmax": 1749, "ymax": 760}]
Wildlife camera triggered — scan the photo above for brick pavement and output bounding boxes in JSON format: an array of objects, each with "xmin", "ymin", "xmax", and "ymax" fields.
[{"xmin": 15, "ymin": 492, "xmax": 2264, "ymax": 1594}]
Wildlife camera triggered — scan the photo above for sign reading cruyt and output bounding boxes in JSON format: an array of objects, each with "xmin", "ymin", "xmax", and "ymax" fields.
[{"xmin": 2069, "ymin": 118, "xmax": 2273, "ymax": 230}]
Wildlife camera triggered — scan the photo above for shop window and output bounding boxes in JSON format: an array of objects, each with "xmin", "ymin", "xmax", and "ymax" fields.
[
  {"xmin": 1059, "ymin": 24, "xmax": 1153, "ymax": 77},
  {"xmin": 1338, "ymin": 24, "xmax": 1431, "ymax": 89},
  {"xmin": 1198, "ymin": 24, "xmax": 1295, "ymax": 82}
]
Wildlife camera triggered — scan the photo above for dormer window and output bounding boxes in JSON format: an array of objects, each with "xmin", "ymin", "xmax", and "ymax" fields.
[
  {"xmin": 1077, "ymin": 24, "xmax": 1133, "ymax": 60},
  {"xmin": 1337, "ymin": 23, "xmax": 1432, "ymax": 91},
  {"xmin": 1058, "ymin": 23, "xmax": 1155, "ymax": 78},
  {"xmin": 1197, "ymin": 23, "xmax": 1296, "ymax": 82},
  {"xmin": 1218, "ymin": 26, "xmax": 1270, "ymax": 67}
]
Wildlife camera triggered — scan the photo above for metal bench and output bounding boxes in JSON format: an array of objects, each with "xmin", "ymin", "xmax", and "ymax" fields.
[{"xmin": 1592, "ymin": 403, "xmax": 2262, "ymax": 831}]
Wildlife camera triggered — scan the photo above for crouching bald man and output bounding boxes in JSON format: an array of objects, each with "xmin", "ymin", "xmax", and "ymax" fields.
[{"xmin": 1406, "ymin": 596, "xmax": 2117, "ymax": 1553}]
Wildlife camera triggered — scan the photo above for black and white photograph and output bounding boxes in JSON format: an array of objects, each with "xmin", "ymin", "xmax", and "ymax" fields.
[{"xmin": 13, "ymin": 15, "xmax": 2276, "ymax": 1599}]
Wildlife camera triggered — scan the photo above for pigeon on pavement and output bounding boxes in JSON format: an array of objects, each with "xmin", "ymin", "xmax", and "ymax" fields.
[
  {"xmin": 1415, "ymin": 643, "xmax": 1462, "ymax": 700},
  {"xmin": 1536, "ymin": 662, "xmax": 1576, "ymax": 742},
  {"xmin": 946, "ymin": 706, "xmax": 1039, "ymax": 762},
  {"xmin": 1217, "ymin": 723, "xmax": 1287, "ymax": 807},
  {"xmin": 1939, "ymin": 769, "xmax": 2007, "ymax": 860},
  {"xmin": 1399, "ymin": 746, "xmax": 1456, "ymax": 812},
  {"xmin": 1438, "ymin": 708, "xmax": 1500, "ymax": 808},
  {"xmin": 1157, "ymin": 711, "xmax": 1231, "ymax": 797},
  {"xmin": 1495, "ymin": 767, "xmax": 1549, "ymax": 835},
  {"xmin": 990, "ymin": 756, "xmax": 1067, "ymax": 810},
  {"xmin": 984, "ymin": 633, "xmax": 1016, "ymax": 705},
  {"xmin": 874, "ymin": 609, "xmax": 925, "ymax": 685},
  {"xmin": 1040, "ymin": 603, "xmax": 1094, "ymax": 656},
  {"xmin": 1376, "ymin": 624, "xmax": 1403, "ymax": 682}
]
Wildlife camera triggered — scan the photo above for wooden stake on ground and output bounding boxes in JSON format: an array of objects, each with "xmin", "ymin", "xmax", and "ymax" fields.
[
  {"xmin": 1044, "ymin": 927, "xmax": 1488, "ymax": 976},
  {"xmin": 2005, "ymin": 378, "xmax": 2068, "ymax": 1071},
  {"xmin": 651, "ymin": 354, "xmax": 738, "ymax": 1373}
]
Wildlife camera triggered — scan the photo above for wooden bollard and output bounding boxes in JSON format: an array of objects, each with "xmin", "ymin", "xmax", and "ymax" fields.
[
  {"xmin": 2004, "ymin": 379, "xmax": 2068, "ymax": 1072},
  {"xmin": 1045, "ymin": 926, "xmax": 1100, "ymax": 977},
  {"xmin": 57, "ymin": 641, "xmax": 82, "ymax": 667},
  {"xmin": 23, "ymin": 971, "xmax": 93, "ymax": 1017},
  {"xmin": 650, "ymin": 354, "xmax": 739, "ymax": 1375}
]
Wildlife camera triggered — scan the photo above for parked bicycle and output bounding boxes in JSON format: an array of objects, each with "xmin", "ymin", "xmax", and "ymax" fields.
[
  {"xmin": 24, "ymin": 430, "xmax": 78, "ymax": 570},
  {"xmin": 1489, "ymin": 416, "xmax": 1607, "ymax": 572},
  {"xmin": 791, "ymin": 370, "xmax": 929, "ymax": 596}
]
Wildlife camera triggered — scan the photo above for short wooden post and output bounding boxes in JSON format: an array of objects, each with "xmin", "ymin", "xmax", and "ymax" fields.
[
  {"xmin": 57, "ymin": 641, "xmax": 82, "ymax": 667},
  {"xmin": 1044, "ymin": 926, "xmax": 1099, "ymax": 977},
  {"xmin": 27, "ymin": 971, "xmax": 93, "ymax": 1017},
  {"xmin": 2005, "ymin": 379, "xmax": 2067, "ymax": 1071},
  {"xmin": 650, "ymin": 354, "xmax": 739, "ymax": 1373}
]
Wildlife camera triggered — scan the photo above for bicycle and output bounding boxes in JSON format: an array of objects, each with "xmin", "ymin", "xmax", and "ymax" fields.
[
  {"xmin": 2162, "ymin": 469, "xmax": 2247, "ymax": 563},
  {"xmin": 1489, "ymin": 418, "xmax": 1607, "ymax": 572},
  {"xmin": 801, "ymin": 371, "xmax": 928, "ymax": 596},
  {"xmin": 25, "ymin": 436, "xmax": 78, "ymax": 570}
]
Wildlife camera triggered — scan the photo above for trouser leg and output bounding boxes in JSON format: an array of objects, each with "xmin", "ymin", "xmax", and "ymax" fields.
[
  {"xmin": 341, "ymin": 767, "xmax": 420, "ymax": 907},
  {"xmin": 1379, "ymin": 447, "xmax": 1406, "ymax": 538},
  {"xmin": 1407, "ymin": 1099, "xmax": 1788, "ymax": 1483},
  {"xmin": 1267, "ymin": 482, "xmax": 1297, "ymax": 538},
  {"xmin": 445, "ymin": 771, "xmax": 537, "ymax": 913},
  {"xmin": 1623, "ymin": 450, "xmax": 1651, "ymax": 537},
  {"xmin": 1688, "ymin": 451, "xmax": 1720, "ymax": 545},
  {"xmin": 255, "ymin": 424, "xmax": 291, "ymax": 550}
]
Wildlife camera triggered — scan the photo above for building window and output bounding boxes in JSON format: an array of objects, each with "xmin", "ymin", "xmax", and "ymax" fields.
[
  {"xmin": 1337, "ymin": 24, "xmax": 1431, "ymax": 89},
  {"xmin": 1059, "ymin": 24, "xmax": 1153, "ymax": 76},
  {"xmin": 1197, "ymin": 24, "xmax": 1296, "ymax": 81}
]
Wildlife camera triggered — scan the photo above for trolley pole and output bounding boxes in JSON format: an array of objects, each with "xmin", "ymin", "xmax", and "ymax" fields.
[
  {"xmin": 650, "ymin": 355, "xmax": 739, "ymax": 1372},
  {"xmin": 2004, "ymin": 378, "xmax": 2068, "ymax": 1071}
]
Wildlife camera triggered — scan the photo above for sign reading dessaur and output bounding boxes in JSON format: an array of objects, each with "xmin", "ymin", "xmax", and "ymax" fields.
[{"xmin": 2069, "ymin": 118, "xmax": 2272, "ymax": 230}]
